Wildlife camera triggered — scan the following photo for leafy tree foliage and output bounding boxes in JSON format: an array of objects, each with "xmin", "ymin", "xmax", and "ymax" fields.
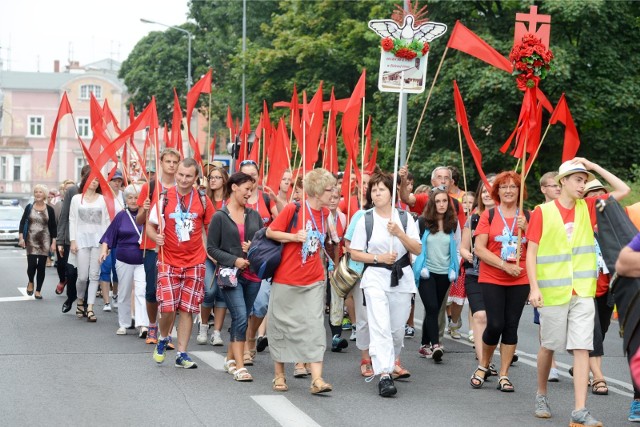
[{"xmin": 120, "ymin": 0, "xmax": 640, "ymax": 204}]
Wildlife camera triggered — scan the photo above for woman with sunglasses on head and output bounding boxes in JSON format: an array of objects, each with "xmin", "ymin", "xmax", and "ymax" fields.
[
  {"xmin": 414, "ymin": 187, "xmax": 460, "ymax": 363},
  {"xmin": 207, "ymin": 172, "xmax": 263, "ymax": 382},
  {"xmin": 470, "ymin": 171, "xmax": 529, "ymax": 392},
  {"xmin": 197, "ymin": 166, "xmax": 230, "ymax": 347}
]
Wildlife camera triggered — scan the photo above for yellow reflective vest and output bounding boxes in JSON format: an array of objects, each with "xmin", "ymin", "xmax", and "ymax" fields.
[{"xmin": 535, "ymin": 199, "xmax": 597, "ymax": 306}]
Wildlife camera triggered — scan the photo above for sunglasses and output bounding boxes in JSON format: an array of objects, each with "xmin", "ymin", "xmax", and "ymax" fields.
[{"xmin": 240, "ymin": 160, "xmax": 258, "ymax": 168}]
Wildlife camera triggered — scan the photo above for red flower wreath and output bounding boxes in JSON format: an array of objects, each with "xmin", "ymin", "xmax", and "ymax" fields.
[
  {"xmin": 381, "ymin": 37, "xmax": 429, "ymax": 59},
  {"xmin": 509, "ymin": 33, "xmax": 554, "ymax": 90}
]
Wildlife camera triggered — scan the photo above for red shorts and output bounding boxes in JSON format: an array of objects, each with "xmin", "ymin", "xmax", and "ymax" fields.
[{"xmin": 156, "ymin": 262, "xmax": 205, "ymax": 314}]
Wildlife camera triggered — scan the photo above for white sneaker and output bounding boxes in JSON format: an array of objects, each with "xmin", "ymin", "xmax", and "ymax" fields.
[
  {"xmin": 111, "ymin": 296, "xmax": 118, "ymax": 308},
  {"xmin": 196, "ymin": 323, "xmax": 208, "ymax": 345},
  {"xmin": 548, "ymin": 367, "xmax": 560, "ymax": 382},
  {"xmin": 138, "ymin": 326, "xmax": 148, "ymax": 339},
  {"xmin": 116, "ymin": 327, "xmax": 126, "ymax": 335},
  {"xmin": 350, "ymin": 326, "xmax": 357, "ymax": 341},
  {"xmin": 103, "ymin": 303, "xmax": 112, "ymax": 312},
  {"xmin": 209, "ymin": 329, "xmax": 223, "ymax": 346}
]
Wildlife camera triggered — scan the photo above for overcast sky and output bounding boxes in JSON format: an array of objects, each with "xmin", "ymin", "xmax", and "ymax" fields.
[{"xmin": 0, "ymin": 0, "xmax": 190, "ymax": 72}]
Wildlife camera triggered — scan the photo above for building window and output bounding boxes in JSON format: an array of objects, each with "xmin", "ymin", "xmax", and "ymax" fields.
[
  {"xmin": 0, "ymin": 156, "xmax": 6, "ymax": 180},
  {"xmin": 77, "ymin": 117, "xmax": 91, "ymax": 138},
  {"xmin": 13, "ymin": 156, "xmax": 21, "ymax": 181},
  {"xmin": 80, "ymin": 84, "xmax": 102, "ymax": 100},
  {"xmin": 28, "ymin": 116, "xmax": 43, "ymax": 137},
  {"xmin": 75, "ymin": 157, "xmax": 87, "ymax": 182}
]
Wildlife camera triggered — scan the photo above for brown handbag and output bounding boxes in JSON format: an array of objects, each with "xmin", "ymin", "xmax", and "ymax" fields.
[{"xmin": 330, "ymin": 254, "xmax": 361, "ymax": 298}]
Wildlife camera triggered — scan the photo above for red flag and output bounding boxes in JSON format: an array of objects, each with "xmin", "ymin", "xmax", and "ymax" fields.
[
  {"xmin": 226, "ymin": 106, "xmax": 233, "ymax": 130},
  {"xmin": 170, "ymin": 88, "xmax": 184, "ymax": 157},
  {"xmin": 289, "ymin": 84, "xmax": 303, "ymax": 150},
  {"xmin": 186, "ymin": 69, "xmax": 212, "ymax": 166},
  {"xmin": 209, "ymin": 135, "xmax": 216, "ymax": 163},
  {"xmin": 447, "ymin": 21, "xmax": 512, "ymax": 73},
  {"xmin": 78, "ymin": 140, "xmax": 117, "ymax": 220},
  {"xmin": 500, "ymin": 86, "xmax": 540, "ymax": 161},
  {"xmin": 363, "ymin": 115, "xmax": 372, "ymax": 166},
  {"xmin": 235, "ymin": 104, "xmax": 251, "ymax": 170},
  {"xmin": 323, "ymin": 88, "xmax": 339, "ymax": 174},
  {"xmin": 366, "ymin": 140, "xmax": 378, "ymax": 174},
  {"xmin": 47, "ymin": 92, "xmax": 73, "ymax": 170},
  {"xmin": 102, "ymin": 99, "xmax": 122, "ymax": 134},
  {"xmin": 266, "ymin": 118, "xmax": 291, "ymax": 193},
  {"xmin": 453, "ymin": 81, "xmax": 492, "ymax": 191},
  {"xmin": 301, "ymin": 84, "xmax": 324, "ymax": 171},
  {"xmin": 163, "ymin": 124, "xmax": 170, "ymax": 147},
  {"xmin": 549, "ymin": 93, "xmax": 580, "ymax": 162},
  {"xmin": 341, "ymin": 70, "xmax": 366, "ymax": 186}
]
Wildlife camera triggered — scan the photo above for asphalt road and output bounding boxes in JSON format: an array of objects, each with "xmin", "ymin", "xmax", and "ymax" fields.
[{"xmin": 1, "ymin": 246, "xmax": 635, "ymax": 426}]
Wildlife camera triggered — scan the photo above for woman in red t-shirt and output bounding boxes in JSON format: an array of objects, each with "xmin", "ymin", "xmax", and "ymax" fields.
[
  {"xmin": 471, "ymin": 171, "xmax": 530, "ymax": 392},
  {"xmin": 266, "ymin": 168, "xmax": 336, "ymax": 394}
]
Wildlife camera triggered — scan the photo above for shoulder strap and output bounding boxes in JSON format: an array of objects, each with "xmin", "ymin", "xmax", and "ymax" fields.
[
  {"xmin": 452, "ymin": 197, "xmax": 460, "ymax": 213},
  {"xmin": 398, "ymin": 210, "xmax": 408, "ymax": 231},
  {"xmin": 488, "ymin": 207, "xmax": 495, "ymax": 225},
  {"xmin": 285, "ymin": 202, "xmax": 301, "ymax": 232},
  {"xmin": 365, "ymin": 210, "xmax": 374, "ymax": 251},
  {"xmin": 198, "ymin": 189, "xmax": 207, "ymax": 218},
  {"xmin": 524, "ymin": 209, "xmax": 531, "ymax": 222},
  {"xmin": 262, "ymin": 191, "xmax": 270, "ymax": 210},
  {"xmin": 149, "ymin": 179, "xmax": 156, "ymax": 199}
]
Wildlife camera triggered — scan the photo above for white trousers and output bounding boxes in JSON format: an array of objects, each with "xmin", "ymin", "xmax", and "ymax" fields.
[
  {"xmin": 115, "ymin": 260, "xmax": 148, "ymax": 328},
  {"xmin": 76, "ymin": 247, "xmax": 100, "ymax": 305},
  {"xmin": 353, "ymin": 281, "xmax": 370, "ymax": 351},
  {"xmin": 363, "ymin": 286, "xmax": 412, "ymax": 375}
]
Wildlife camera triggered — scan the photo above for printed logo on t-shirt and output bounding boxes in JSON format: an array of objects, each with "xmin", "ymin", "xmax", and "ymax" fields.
[
  {"xmin": 169, "ymin": 204, "xmax": 197, "ymax": 243},
  {"xmin": 495, "ymin": 225, "xmax": 526, "ymax": 262},
  {"xmin": 301, "ymin": 219, "xmax": 324, "ymax": 264}
]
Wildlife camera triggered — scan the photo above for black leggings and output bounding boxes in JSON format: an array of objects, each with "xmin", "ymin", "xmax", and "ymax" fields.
[
  {"xmin": 27, "ymin": 255, "xmax": 48, "ymax": 292},
  {"xmin": 418, "ymin": 273, "xmax": 451, "ymax": 346},
  {"xmin": 480, "ymin": 282, "xmax": 529, "ymax": 346}
]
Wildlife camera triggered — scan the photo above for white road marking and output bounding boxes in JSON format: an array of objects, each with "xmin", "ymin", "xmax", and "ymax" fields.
[
  {"xmin": 0, "ymin": 287, "xmax": 33, "ymax": 302},
  {"xmin": 252, "ymin": 395, "xmax": 322, "ymax": 427},
  {"xmin": 190, "ymin": 351, "xmax": 226, "ymax": 371}
]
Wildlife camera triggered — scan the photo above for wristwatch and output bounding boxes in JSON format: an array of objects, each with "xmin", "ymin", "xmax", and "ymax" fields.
[{"xmin": 373, "ymin": 255, "xmax": 378, "ymax": 264}]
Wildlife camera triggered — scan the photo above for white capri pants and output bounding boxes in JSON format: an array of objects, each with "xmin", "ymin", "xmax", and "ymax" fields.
[
  {"xmin": 115, "ymin": 260, "xmax": 148, "ymax": 329},
  {"xmin": 76, "ymin": 246, "xmax": 101, "ymax": 305},
  {"xmin": 363, "ymin": 286, "xmax": 412, "ymax": 375},
  {"xmin": 353, "ymin": 281, "xmax": 370, "ymax": 351}
]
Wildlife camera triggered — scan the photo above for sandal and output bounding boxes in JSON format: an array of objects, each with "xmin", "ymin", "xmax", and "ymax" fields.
[
  {"xmin": 243, "ymin": 350, "xmax": 255, "ymax": 366},
  {"xmin": 223, "ymin": 358, "xmax": 237, "ymax": 375},
  {"xmin": 272, "ymin": 374, "xmax": 288, "ymax": 392},
  {"xmin": 497, "ymin": 376, "xmax": 514, "ymax": 392},
  {"xmin": 392, "ymin": 360, "xmax": 411, "ymax": 380},
  {"xmin": 87, "ymin": 310, "xmax": 97, "ymax": 323},
  {"xmin": 294, "ymin": 363, "xmax": 309, "ymax": 378},
  {"xmin": 591, "ymin": 378, "xmax": 609, "ymax": 395},
  {"xmin": 76, "ymin": 301, "xmax": 86, "ymax": 318},
  {"xmin": 488, "ymin": 363, "xmax": 498, "ymax": 379},
  {"xmin": 310, "ymin": 377, "xmax": 332, "ymax": 394},
  {"xmin": 234, "ymin": 367, "xmax": 253, "ymax": 382},
  {"xmin": 470, "ymin": 365, "xmax": 489, "ymax": 389},
  {"xmin": 360, "ymin": 359, "xmax": 374, "ymax": 377}
]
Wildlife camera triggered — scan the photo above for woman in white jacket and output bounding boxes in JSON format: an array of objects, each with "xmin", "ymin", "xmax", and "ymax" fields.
[{"xmin": 349, "ymin": 173, "xmax": 421, "ymax": 398}]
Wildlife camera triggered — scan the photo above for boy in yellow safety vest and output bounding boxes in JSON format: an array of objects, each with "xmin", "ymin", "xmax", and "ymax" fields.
[{"xmin": 526, "ymin": 158, "xmax": 630, "ymax": 427}]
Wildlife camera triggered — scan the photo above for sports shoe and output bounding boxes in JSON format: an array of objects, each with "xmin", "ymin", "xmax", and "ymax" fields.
[
  {"xmin": 138, "ymin": 326, "xmax": 148, "ymax": 339},
  {"xmin": 342, "ymin": 317, "xmax": 352, "ymax": 330},
  {"xmin": 548, "ymin": 367, "xmax": 559, "ymax": 382},
  {"xmin": 196, "ymin": 323, "xmax": 208, "ymax": 345},
  {"xmin": 467, "ymin": 330, "xmax": 475, "ymax": 343},
  {"xmin": 175, "ymin": 352, "xmax": 198, "ymax": 369},
  {"xmin": 511, "ymin": 352, "xmax": 519, "ymax": 364},
  {"xmin": 256, "ymin": 336, "xmax": 269, "ymax": 352},
  {"xmin": 448, "ymin": 320, "xmax": 462, "ymax": 339},
  {"xmin": 418, "ymin": 344, "xmax": 433, "ymax": 359},
  {"xmin": 146, "ymin": 325, "xmax": 158, "ymax": 345},
  {"xmin": 350, "ymin": 326, "xmax": 357, "ymax": 341},
  {"xmin": 209, "ymin": 330, "xmax": 223, "ymax": 346},
  {"xmin": 111, "ymin": 295, "xmax": 118, "ymax": 308},
  {"xmin": 570, "ymin": 408, "xmax": 602, "ymax": 427},
  {"xmin": 153, "ymin": 338, "xmax": 168, "ymax": 363},
  {"xmin": 166, "ymin": 335, "xmax": 175, "ymax": 350},
  {"xmin": 103, "ymin": 303, "xmax": 111, "ymax": 312},
  {"xmin": 535, "ymin": 394, "xmax": 551, "ymax": 418},
  {"xmin": 207, "ymin": 313, "xmax": 215, "ymax": 326},
  {"xmin": 378, "ymin": 375, "xmax": 397, "ymax": 397},
  {"xmin": 116, "ymin": 327, "xmax": 126, "ymax": 335},
  {"xmin": 404, "ymin": 324, "xmax": 415, "ymax": 338},
  {"xmin": 331, "ymin": 334, "xmax": 348, "ymax": 352},
  {"xmin": 629, "ymin": 399, "xmax": 640, "ymax": 422},
  {"xmin": 432, "ymin": 344, "xmax": 444, "ymax": 363}
]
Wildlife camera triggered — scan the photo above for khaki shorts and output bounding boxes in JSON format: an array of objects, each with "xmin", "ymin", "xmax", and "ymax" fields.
[{"xmin": 539, "ymin": 295, "xmax": 595, "ymax": 353}]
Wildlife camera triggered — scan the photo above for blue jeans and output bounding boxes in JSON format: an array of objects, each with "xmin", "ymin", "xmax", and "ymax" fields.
[
  {"xmin": 221, "ymin": 275, "xmax": 260, "ymax": 342},
  {"xmin": 144, "ymin": 251, "xmax": 158, "ymax": 303},
  {"xmin": 203, "ymin": 258, "xmax": 227, "ymax": 309}
]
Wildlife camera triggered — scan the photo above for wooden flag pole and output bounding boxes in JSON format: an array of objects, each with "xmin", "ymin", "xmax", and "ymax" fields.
[
  {"xmin": 406, "ymin": 46, "xmax": 449, "ymax": 165},
  {"xmin": 360, "ymin": 100, "xmax": 366, "ymax": 209},
  {"xmin": 515, "ymin": 136, "xmax": 527, "ymax": 262},
  {"xmin": 207, "ymin": 93, "xmax": 212, "ymax": 164},
  {"xmin": 390, "ymin": 73, "xmax": 405, "ymax": 253},
  {"xmin": 457, "ymin": 123, "xmax": 468, "ymax": 198},
  {"xmin": 524, "ymin": 121, "xmax": 553, "ymax": 180}
]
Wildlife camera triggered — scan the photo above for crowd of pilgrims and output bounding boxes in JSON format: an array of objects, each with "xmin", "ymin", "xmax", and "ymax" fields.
[{"xmin": 20, "ymin": 147, "xmax": 640, "ymax": 425}]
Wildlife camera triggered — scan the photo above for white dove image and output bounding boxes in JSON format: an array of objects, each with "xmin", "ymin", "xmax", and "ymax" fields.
[{"xmin": 368, "ymin": 14, "xmax": 447, "ymax": 43}]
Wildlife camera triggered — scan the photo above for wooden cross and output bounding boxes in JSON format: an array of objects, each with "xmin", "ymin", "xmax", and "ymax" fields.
[{"xmin": 514, "ymin": 5, "xmax": 551, "ymax": 48}]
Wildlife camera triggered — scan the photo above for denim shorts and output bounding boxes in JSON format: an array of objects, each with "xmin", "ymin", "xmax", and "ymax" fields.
[
  {"xmin": 99, "ymin": 248, "xmax": 119, "ymax": 283},
  {"xmin": 251, "ymin": 279, "xmax": 271, "ymax": 317}
]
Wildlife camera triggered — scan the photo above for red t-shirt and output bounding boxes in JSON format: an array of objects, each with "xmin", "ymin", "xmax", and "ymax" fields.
[
  {"xmin": 527, "ymin": 196, "xmax": 605, "ymax": 244},
  {"xmin": 474, "ymin": 207, "xmax": 529, "ymax": 286},
  {"xmin": 246, "ymin": 190, "xmax": 276, "ymax": 226},
  {"xmin": 137, "ymin": 181, "xmax": 175, "ymax": 250},
  {"xmin": 270, "ymin": 203, "xmax": 328, "ymax": 286},
  {"xmin": 151, "ymin": 187, "xmax": 214, "ymax": 267},
  {"xmin": 411, "ymin": 193, "xmax": 466, "ymax": 228},
  {"xmin": 339, "ymin": 195, "xmax": 361, "ymax": 222},
  {"xmin": 212, "ymin": 199, "xmax": 226, "ymax": 211}
]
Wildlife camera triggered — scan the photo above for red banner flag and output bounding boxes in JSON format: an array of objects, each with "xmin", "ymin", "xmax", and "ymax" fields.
[
  {"xmin": 549, "ymin": 93, "xmax": 580, "ymax": 162},
  {"xmin": 170, "ymin": 88, "xmax": 184, "ymax": 157},
  {"xmin": 447, "ymin": 21, "xmax": 513, "ymax": 73},
  {"xmin": 266, "ymin": 118, "xmax": 291, "ymax": 194},
  {"xmin": 186, "ymin": 69, "xmax": 212, "ymax": 166},
  {"xmin": 47, "ymin": 92, "xmax": 73, "ymax": 170}
]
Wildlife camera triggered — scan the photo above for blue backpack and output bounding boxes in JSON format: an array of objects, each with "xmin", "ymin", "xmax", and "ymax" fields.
[{"xmin": 247, "ymin": 202, "xmax": 300, "ymax": 280}]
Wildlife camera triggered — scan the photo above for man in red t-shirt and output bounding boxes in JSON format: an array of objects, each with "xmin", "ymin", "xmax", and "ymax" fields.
[
  {"xmin": 146, "ymin": 158, "xmax": 214, "ymax": 369},
  {"xmin": 135, "ymin": 148, "xmax": 180, "ymax": 345},
  {"xmin": 526, "ymin": 158, "xmax": 629, "ymax": 423}
]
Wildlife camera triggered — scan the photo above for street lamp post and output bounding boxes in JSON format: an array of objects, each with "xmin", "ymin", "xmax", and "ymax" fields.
[{"xmin": 140, "ymin": 18, "xmax": 193, "ymax": 91}]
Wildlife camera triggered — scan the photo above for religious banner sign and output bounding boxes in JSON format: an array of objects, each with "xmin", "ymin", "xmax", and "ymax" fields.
[{"xmin": 368, "ymin": 8, "xmax": 447, "ymax": 94}]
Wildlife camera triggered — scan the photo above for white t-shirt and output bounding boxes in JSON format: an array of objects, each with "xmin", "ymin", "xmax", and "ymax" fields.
[
  {"xmin": 69, "ymin": 193, "xmax": 110, "ymax": 248},
  {"xmin": 350, "ymin": 209, "xmax": 420, "ymax": 293}
]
